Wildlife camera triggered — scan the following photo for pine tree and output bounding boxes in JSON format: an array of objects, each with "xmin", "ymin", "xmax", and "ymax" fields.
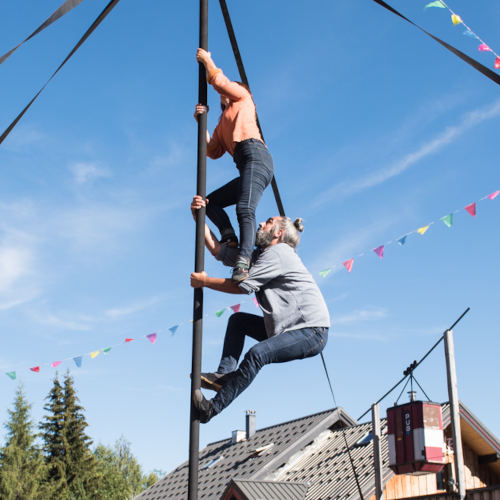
[
  {"xmin": 62, "ymin": 372, "xmax": 99, "ymax": 499},
  {"xmin": 0, "ymin": 384, "xmax": 47, "ymax": 500},
  {"xmin": 39, "ymin": 374, "xmax": 70, "ymax": 499}
]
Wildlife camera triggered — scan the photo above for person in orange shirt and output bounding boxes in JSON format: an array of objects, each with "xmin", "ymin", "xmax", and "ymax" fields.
[{"xmin": 194, "ymin": 48, "xmax": 274, "ymax": 282}]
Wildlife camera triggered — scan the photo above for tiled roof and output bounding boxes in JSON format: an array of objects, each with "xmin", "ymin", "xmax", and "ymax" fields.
[
  {"xmin": 135, "ymin": 407, "xmax": 355, "ymax": 500},
  {"xmin": 223, "ymin": 479, "xmax": 309, "ymax": 499},
  {"xmin": 271, "ymin": 420, "xmax": 392, "ymax": 500}
]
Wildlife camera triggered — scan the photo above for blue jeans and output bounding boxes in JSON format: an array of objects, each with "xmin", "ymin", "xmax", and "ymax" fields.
[
  {"xmin": 206, "ymin": 139, "xmax": 274, "ymax": 259},
  {"xmin": 210, "ymin": 312, "xmax": 329, "ymax": 414}
]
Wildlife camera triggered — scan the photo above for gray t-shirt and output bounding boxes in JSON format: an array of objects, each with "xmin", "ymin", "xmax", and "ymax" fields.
[{"xmin": 217, "ymin": 243, "xmax": 331, "ymax": 337}]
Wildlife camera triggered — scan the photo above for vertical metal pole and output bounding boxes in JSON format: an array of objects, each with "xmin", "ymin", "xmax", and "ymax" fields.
[
  {"xmin": 188, "ymin": 0, "xmax": 208, "ymax": 498},
  {"xmin": 444, "ymin": 329, "xmax": 466, "ymax": 500},
  {"xmin": 371, "ymin": 403, "xmax": 384, "ymax": 500}
]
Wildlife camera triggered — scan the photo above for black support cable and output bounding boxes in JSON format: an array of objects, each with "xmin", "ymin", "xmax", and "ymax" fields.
[
  {"xmin": 358, "ymin": 307, "xmax": 470, "ymax": 421},
  {"xmin": 188, "ymin": 2, "xmax": 208, "ymax": 498},
  {"xmin": 369, "ymin": 0, "xmax": 500, "ymax": 86},
  {"xmin": 320, "ymin": 354, "xmax": 365, "ymax": 500},
  {"xmin": 218, "ymin": 0, "xmax": 286, "ymax": 217},
  {"xmin": 0, "ymin": 0, "xmax": 121, "ymax": 146},
  {"xmin": 0, "ymin": 0, "xmax": 87, "ymax": 65}
]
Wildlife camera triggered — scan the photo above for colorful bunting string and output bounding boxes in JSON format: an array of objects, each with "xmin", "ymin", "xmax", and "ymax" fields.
[
  {"xmin": 3, "ymin": 298, "xmax": 259, "ymax": 381},
  {"xmin": 425, "ymin": 0, "xmax": 500, "ymax": 70},
  {"xmin": 319, "ymin": 189, "xmax": 498, "ymax": 278},
  {"xmin": 3, "ymin": 191, "xmax": 497, "ymax": 381}
]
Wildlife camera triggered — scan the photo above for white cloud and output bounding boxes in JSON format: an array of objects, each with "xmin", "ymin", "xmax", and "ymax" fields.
[
  {"xmin": 331, "ymin": 331, "xmax": 388, "ymax": 342},
  {"xmin": 335, "ymin": 307, "xmax": 388, "ymax": 325},
  {"xmin": 29, "ymin": 311, "xmax": 93, "ymax": 332},
  {"xmin": 70, "ymin": 162, "xmax": 111, "ymax": 185},
  {"xmin": 105, "ymin": 295, "xmax": 164, "ymax": 319},
  {"xmin": 0, "ymin": 246, "xmax": 33, "ymax": 293},
  {"xmin": 315, "ymin": 99, "xmax": 500, "ymax": 206}
]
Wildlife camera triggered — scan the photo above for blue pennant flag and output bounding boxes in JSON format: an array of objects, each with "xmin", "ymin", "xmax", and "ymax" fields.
[
  {"xmin": 397, "ymin": 236, "xmax": 407, "ymax": 246},
  {"xmin": 73, "ymin": 356, "xmax": 82, "ymax": 368},
  {"xmin": 169, "ymin": 325, "xmax": 179, "ymax": 335}
]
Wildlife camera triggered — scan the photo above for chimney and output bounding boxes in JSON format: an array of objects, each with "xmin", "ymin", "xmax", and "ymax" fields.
[{"xmin": 246, "ymin": 410, "xmax": 256, "ymax": 439}]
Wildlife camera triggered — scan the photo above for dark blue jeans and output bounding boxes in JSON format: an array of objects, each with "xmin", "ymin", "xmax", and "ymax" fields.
[
  {"xmin": 211, "ymin": 312, "xmax": 329, "ymax": 415},
  {"xmin": 206, "ymin": 139, "xmax": 274, "ymax": 259}
]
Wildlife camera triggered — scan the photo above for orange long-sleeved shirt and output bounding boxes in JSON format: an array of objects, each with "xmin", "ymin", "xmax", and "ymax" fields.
[{"xmin": 206, "ymin": 68, "xmax": 263, "ymax": 159}]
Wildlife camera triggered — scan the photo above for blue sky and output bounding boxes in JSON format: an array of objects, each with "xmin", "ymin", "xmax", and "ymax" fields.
[{"xmin": 1, "ymin": 0, "xmax": 499, "ymax": 476}]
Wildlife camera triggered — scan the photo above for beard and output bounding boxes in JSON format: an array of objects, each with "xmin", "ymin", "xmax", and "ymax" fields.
[{"xmin": 255, "ymin": 227, "xmax": 275, "ymax": 249}]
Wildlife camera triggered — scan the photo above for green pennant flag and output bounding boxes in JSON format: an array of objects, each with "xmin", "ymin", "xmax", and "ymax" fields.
[
  {"xmin": 441, "ymin": 214, "xmax": 453, "ymax": 227},
  {"xmin": 6, "ymin": 371, "xmax": 16, "ymax": 380},
  {"xmin": 216, "ymin": 309, "xmax": 226, "ymax": 318},
  {"xmin": 103, "ymin": 347, "xmax": 112, "ymax": 354},
  {"xmin": 425, "ymin": 1, "xmax": 446, "ymax": 8},
  {"xmin": 319, "ymin": 268, "xmax": 332, "ymax": 278}
]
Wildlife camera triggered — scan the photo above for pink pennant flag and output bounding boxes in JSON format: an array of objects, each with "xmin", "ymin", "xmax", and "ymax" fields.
[
  {"xmin": 230, "ymin": 304, "xmax": 241, "ymax": 313},
  {"xmin": 373, "ymin": 245, "xmax": 385, "ymax": 259},
  {"xmin": 488, "ymin": 190, "xmax": 500, "ymax": 200},
  {"xmin": 252, "ymin": 297, "xmax": 259, "ymax": 308},
  {"xmin": 51, "ymin": 361, "xmax": 62, "ymax": 368},
  {"xmin": 343, "ymin": 258, "xmax": 354, "ymax": 273},
  {"xmin": 478, "ymin": 43, "xmax": 491, "ymax": 52},
  {"xmin": 124, "ymin": 338, "xmax": 134, "ymax": 343},
  {"xmin": 30, "ymin": 366, "xmax": 40, "ymax": 373},
  {"xmin": 465, "ymin": 202, "xmax": 476, "ymax": 216},
  {"xmin": 146, "ymin": 333, "xmax": 157, "ymax": 344},
  {"xmin": 496, "ymin": 57, "xmax": 500, "ymax": 69}
]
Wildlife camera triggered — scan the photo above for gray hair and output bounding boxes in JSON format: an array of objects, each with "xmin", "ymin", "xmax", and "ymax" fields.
[{"xmin": 276, "ymin": 217, "xmax": 304, "ymax": 248}]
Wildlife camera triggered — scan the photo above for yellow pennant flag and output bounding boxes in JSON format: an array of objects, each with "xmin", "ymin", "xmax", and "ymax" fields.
[
  {"xmin": 451, "ymin": 14, "xmax": 462, "ymax": 25},
  {"xmin": 90, "ymin": 350, "xmax": 101, "ymax": 359},
  {"xmin": 417, "ymin": 225, "xmax": 430, "ymax": 235}
]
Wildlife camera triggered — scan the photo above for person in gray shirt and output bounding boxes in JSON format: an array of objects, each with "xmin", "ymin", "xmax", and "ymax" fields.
[{"xmin": 190, "ymin": 196, "xmax": 330, "ymax": 423}]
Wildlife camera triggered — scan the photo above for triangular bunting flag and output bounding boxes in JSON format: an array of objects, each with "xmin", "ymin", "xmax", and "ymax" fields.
[
  {"xmin": 103, "ymin": 347, "xmax": 112, "ymax": 353},
  {"xmin": 489, "ymin": 190, "xmax": 500, "ymax": 200},
  {"xmin": 319, "ymin": 268, "xmax": 332, "ymax": 278},
  {"xmin": 417, "ymin": 225, "xmax": 430, "ymax": 235},
  {"xmin": 252, "ymin": 297, "xmax": 259, "ymax": 308},
  {"xmin": 51, "ymin": 361, "xmax": 62, "ymax": 368},
  {"xmin": 146, "ymin": 333, "xmax": 157, "ymax": 344},
  {"xmin": 451, "ymin": 14, "xmax": 462, "ymax": 25},
  {"xmin": 397, "ymin": 236, "xmax": 407, "ymax": 245},
  {"xmin": 230, "ymin": 304, "xmax": 241, "ymax": 313},
  {"xmin": 6, "ymin": 372, "xmax": 16, "ymax": 380},
  {"xmin": 90, "ymin": 350, "xmax": 100, "ymax": 359},
  {"xmin": 478, "ymin": 44, "xmax": 491, "ymax": 52},
  {"xmin": 30, "ymin": 366, "xmax": 40, "ymax": 373},
  {"xmin": 373, "ymin": 245, "xmax": 384, "ymax": 259},
  {"xmin": 441, "ymin": 214, "xmax": 453, "ymax": 227},
  {"xmin": 169, "ymin": 325, "xmax": 179, "ymax": 335},
  {"xmin": 73, "ymin": 356, "xmax": 82, "ymax": 368},
  {"xmin": 424, "ymin": 0, "xmax": 445, "ymax": 8},
  {"xmin": 465, "ymin": 202, "xmax": 476, "ymax": 216},
  {"xmin": 343, "ymin": 258, "xmax": 354, "ymax": 272},
  {"xmin": 124, "ymin": 338, "xmax": 134, "ymax": 343},
  {"xmin": 496, "ymin": 57, "xmax": 500, "ymax": 69},
  {"xmin": 463, "ymin": 30, "xmax": 475, "ymax": 38},
  {"xmin": 215, "ymin": 309, "xmax": 226, "ymax": 318}
]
